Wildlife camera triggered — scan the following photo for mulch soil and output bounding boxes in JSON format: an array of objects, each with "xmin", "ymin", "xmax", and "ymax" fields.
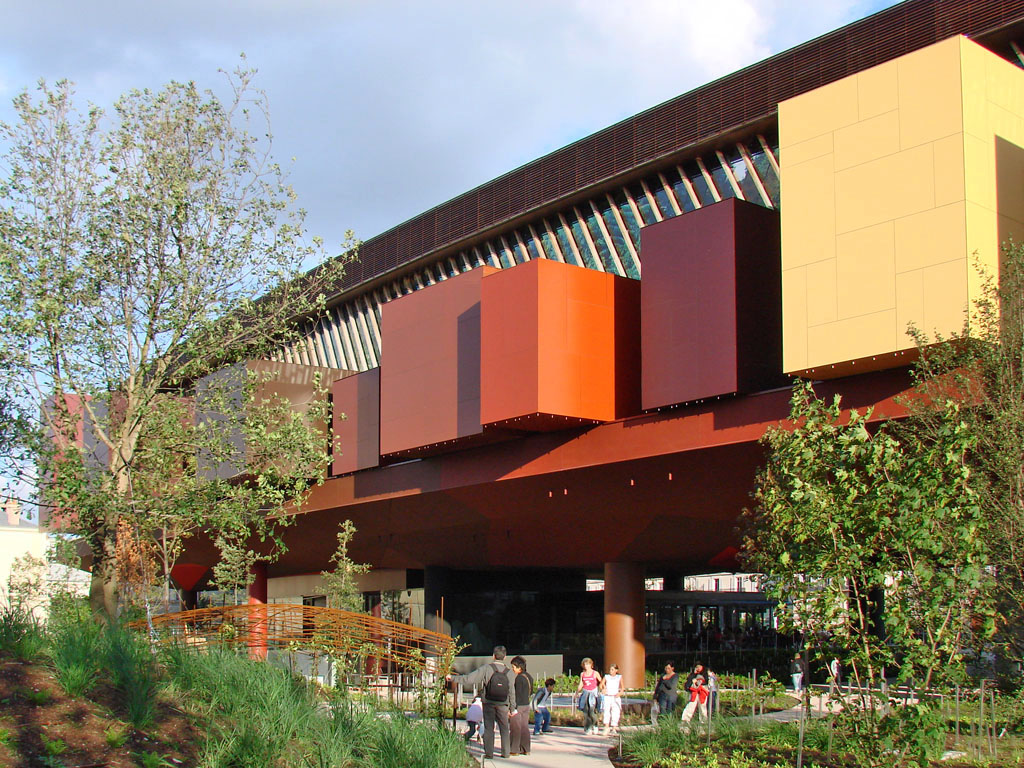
[{"xmin": 0, "ymin": 655, "xmax": 201, "ymax": 768}]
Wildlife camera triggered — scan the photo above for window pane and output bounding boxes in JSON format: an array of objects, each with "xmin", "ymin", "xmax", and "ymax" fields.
[
  {"xmin": 728, "ymin": 148, "xmax": 764, "ymax": 205},
  {"xmin": 601, "ymin": 204, "xmax": 638, "ymax": 279},
  {"xmin": 708, "ymin": 157, "xmax": 735, "ymax": 201},
  {"xmin": 749, "ymin": 148, "xmax": 780, "ymax": 207},
  {"xmin": 585, "ymin": 206, "xmax": 617, "ymax": 274},
  {"xmin": 649, "ymin": 179, "xmax": 675, "ymax": 218},
  {"xmin": 629, "ymin": 183, "xmax": 658, "ymax": 225},
  {"xmin": 554, "ymin": 221, "xmax": 580, "ymax": 266},
  {"xmin": 666, "ymin": 167, "xmax": 697, "ymax": 213},
  {"xmin": 569, "ymin": 216, "xmax": 598, "ymax": 270},
  {"xmin": 540, "ymin": 224, "xmax": 562, "ymax": 260},
  {"xmin": 613, "ymin": 190, "xmax": 642, "ymax": 245},
  {"xmin": 684, "ymin": 162, "xmax": 717, "ymax": 206},
  {"xmin": 522, "ymin": 229, "xmax": 543, "ymax": 260}
]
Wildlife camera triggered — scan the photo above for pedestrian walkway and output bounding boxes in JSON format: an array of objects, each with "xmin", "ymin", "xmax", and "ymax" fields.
[{"xmin": 463, "ymin": 726, "xmax": 616, "ymax": 767}]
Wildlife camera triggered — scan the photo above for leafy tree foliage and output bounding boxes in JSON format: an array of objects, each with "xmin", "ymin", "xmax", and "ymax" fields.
[
  {"xmin": 321, "ymin": 519, "xmax": 371, "ymax": 613},
  {"xmin": 744, "ymin": 380, "xmax": 992, "ymax": 762},
  {"xmin": 907, "ymin": 242, "xmax": 1024, "ymax": 665},
  {"xmin": 0, "ymin": 69, "xmax": 353, "ymax": 620}
]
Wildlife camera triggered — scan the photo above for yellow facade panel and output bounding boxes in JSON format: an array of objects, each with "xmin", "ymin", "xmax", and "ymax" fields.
[
  {"xmin": 779, "ymin": 74, "xmax": 860, "ymax": 149},
  {"xmin": 781, "ymin": 35, "xmax": 1024, "ymax": 375},
  {"xmin": 835, "ymin": 222, "xmax": 896, "ymax": 319},
  {"xmin": 781, "ymin": 132, "xmax": 834, "ymax": 167},
  {"xmin": 834, "ymin": 110, "xmax": 900, "ymax": 171},
  {"xmin": 806, "ymin": 310, "xmax": 897, "ymax": 370},
  {"xmin": 897, "ymin": 36, "xmax": 964, "ymax": 151},
  {"xmin": 895, "ymin": 270, "xmax": 925, "ymax": 347},
  {"xmin": 921, "ymin": 259, "xmax": 969, "ymax": 339},
  {"xmin": 963, "ymin": 133, "xmax": 997, "ymax": 212},
  {"xmin": 782, "ymin": 266, "xmax": 809, "ymax": 373},
  {"xmin": 857, "ymin": 60, "xmax": 899, "ymax": 120},
  {"xmin": 806, "ymin": 259, "xmax": 838, "ymax": 326},
  {"xmin": 893, "ymin": 202, "xmax": 967, "ymax": 273},
  {"xmin": 932, "ymin": 133, "xmax": 966, "ymax": 206},
  {"xmin": 834, "ymin": 145, "xmax": 934, "ymax": 234},
  {"xmin": 780, "ymin": 153, "xmax": 836, "ymax": 268}
]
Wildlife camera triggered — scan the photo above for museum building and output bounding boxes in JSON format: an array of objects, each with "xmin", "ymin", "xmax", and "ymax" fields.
[{"xmin": 175, "ymin": 0, "xmax": 1024, "ymax": 687}]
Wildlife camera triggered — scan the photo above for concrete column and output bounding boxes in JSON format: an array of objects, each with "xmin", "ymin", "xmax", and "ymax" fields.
[
  {"xmin": 604, "ymin": 562, "xmax": 646, "ymax": 689},
  {"xmin": 247, "ymin": 563, "xmax": 268, "ymax": 660}
]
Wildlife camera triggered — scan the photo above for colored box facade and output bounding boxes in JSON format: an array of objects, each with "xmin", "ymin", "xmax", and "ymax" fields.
[
  {"xmin": 780, "ymin": 35, "xmax": 1024, "ymax": 375},
  {"xmin": 379, "ymin": 267, "xmax": 495, "ymax": 457},
  {"xmin": 331, "ymin": 367, "xmax": 380, "ymax": 475},
  {"xmin": 480, "ymin": 258, "xmax": 640, "ymax": 429},
  {"xmin": 640, "ymin": 198, "xmax": 782, "ymax": 410}
]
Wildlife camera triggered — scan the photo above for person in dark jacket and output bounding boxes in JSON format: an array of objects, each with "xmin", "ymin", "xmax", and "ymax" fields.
[
  {"xmin": 509, "ymin": 656, "xmax": 533, "ymax": 755},
  {"xmin": 532, "ymin": 677, "xmax": 555, "ymax": 735},
  {"xmin": 653, "ymin": 661, "xmax": 679, "ymax": 719},
  {"xmin": 447, "ymin": 646, "xmax": 516, "ymax": 759}
]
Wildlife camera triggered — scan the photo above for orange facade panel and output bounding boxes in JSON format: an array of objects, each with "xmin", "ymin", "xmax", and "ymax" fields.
[
  {"xmin": 331, "ymin": 367, "xmax": 380, "ymax": 475},
  {"xmin": 480, "ymin": 258, "xmax": 640, "ymax": 429},
  {"xmin": 379, "ymin": 267, "xmax": 496, "ymax": 457}
]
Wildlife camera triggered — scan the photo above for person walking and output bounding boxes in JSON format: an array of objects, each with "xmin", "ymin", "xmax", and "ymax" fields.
[
  {"xmin": 576, "ymin": 657, "xmax": 603, "ymax": 735},
  {"xmin": 791, "ymin": 652, "xmax": 805, "ymax": 694},
  {"xmin": 532, "ymin": 678, "xmax": 555, "ymax": 735},
  {"xmin": 653, "ymin": 661, "xmax": 679, "ymax": 721},
  {"xmin": 447, "ymin": 645, "xmax": 516, "ymax": 760},
  {"xmin": 600, "ymin": 663, "xmax": 623, "ymax": 736},
  {"xmin": 464, "ymin": 696, "xmax": 484, "ymax": 743},
  {"xmin": 706, "ymin": 666, "xmax": 719, "ymax": 716},
  {"xmin": 509, "ymin": 656, "xmax": 533, "ymax": 756},
  {"xmin": 680, "ymin": 668, "xmax": 709, "ymax": 723}
]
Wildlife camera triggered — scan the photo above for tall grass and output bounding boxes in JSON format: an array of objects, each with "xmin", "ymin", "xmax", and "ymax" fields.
[
  {"xmin": 48, "ymin": 613, "xmax": 102, "ymax": 697},
  {"xmin": 0, "ymin": 603, "xmax": 46, "ymax": 661},
  {"xmin": 101, "ymin": 623, "xmax": 160, "ymax": 728},
  {"xmin": 164, "ymin": 646, "xmax": 469, "ymax": 768}
]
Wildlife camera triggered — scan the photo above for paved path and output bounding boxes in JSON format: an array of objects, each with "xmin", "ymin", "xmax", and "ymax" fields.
[{"xmin": 462, "ymin": 725, "xmax": 617, "ymax": 767}]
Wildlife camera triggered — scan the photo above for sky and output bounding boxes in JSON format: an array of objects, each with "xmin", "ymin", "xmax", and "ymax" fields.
[{"xmin": 0, "ymin": 0, "xmax": 900, "ymax": 258}]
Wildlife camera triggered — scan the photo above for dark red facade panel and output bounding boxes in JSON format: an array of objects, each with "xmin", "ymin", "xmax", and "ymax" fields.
[
  {"xmin": 379, "ymin": 268, "xmax": 494, "ymax": 457},
  {"xmin": 640, "ymin": 198, "xmax": 782, "ymax": 411},
  {"xmin": 331, "ymin": 367, "xmax": 380, "ymax": 476}
]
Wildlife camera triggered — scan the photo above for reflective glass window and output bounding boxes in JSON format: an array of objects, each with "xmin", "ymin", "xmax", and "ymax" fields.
[
  {"xmin": 540, "ymin": 224, "xmax": 562, "ymax": 261},
  {"xmin": 600, "ymin": 204, "xmax": 638, "ymax": 279},
  {"xmin": 554, "ymin": 221, "xmax": 580, "ymax": 266},
  {"xmin": 684, "ymin": 162, "xmax": 717, "ymax": 206},
  {"xmin": 613, "ymin": 190, "xmax": 642, "ymax": 245},
  {"xmin": 665, "ymin": 167, "xmax": 697, "ymax": 213},
  {"xmin": 585, "ymin": 206, "xmax": 617, "ymax": 273},
  {"xmin": 727, "ymin": 148, "xmax": 765, "ymax": 205},
  {"xmin": 491, "ymin": 241, "xmax": 512, "ymax": 269},
  {"xmin": 749, "ymin": 148, "xmax": 780, "ymax": 207},
  {"xmin": 628, "ymin": 183, "xmax": 657, "ymax": 225},
  {"xmin": 649, "ymin": 178, "xmax": 675, "ymax": 219},
  {"xmin": 506, "ymin": 236, "xmax": 527, "ymax": 264},
  {"xmin": 708, "ymin": 157, "xmax": 735, "ymax": 201},
  {"xmin": 522, "ymin": 229, "xmax": 543, "ymax": 260},
  {"xmin": 568, "ymin": 215, "xmax": 599, "ymax": 270}
]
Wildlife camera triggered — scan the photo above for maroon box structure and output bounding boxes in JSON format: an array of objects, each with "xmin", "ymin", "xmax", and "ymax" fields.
[
  {"xmin": 331, "ymin": 367, "xmax": 380, "ymax": 475},
  {"xmin": 640, "ymin": 198, "xmax": 782, "ymax": 410},
  {"xmin": 379, "ymin": 267, "xmax": 496, "ymax": 458}
]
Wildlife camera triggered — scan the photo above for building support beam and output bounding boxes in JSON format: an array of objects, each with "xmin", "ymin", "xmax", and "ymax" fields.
[
  {"xmin": 604, "ymin": 561, "xmax": 646, "ymax": 689},
  {"xmin": 248, "ymin": 562, "xmax": 268, "ymax": 660}
]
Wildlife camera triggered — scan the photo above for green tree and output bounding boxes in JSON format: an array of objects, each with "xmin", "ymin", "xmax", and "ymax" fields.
[
  {"xmin": 0, "ymin": 69, "xmax": 353, "ymax": 621},
  {"xmin": 321, "ymin": 519, "xmax": 371, "ymax": 613},
  {"xmin": 744, "ymin": 380, "xmax": 992, "ymax": 763},
  {"xmin": 907, "ymin": 242, "xmax": 1024, "ymax": 665}
]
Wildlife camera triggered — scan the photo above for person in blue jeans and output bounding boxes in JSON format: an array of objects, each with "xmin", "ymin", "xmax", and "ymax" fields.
[{"xmin": 532, "ymin": 678, "xmax": 555, "ymax": 734}]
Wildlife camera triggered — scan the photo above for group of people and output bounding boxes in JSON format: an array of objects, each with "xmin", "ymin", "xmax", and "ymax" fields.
[
  {"xmin": 446, "ymin": 646, "xmax": 625, "ymax": 760},
  {"xmin": 651, "ymin": 661, "xmax": 719, "ymax": 724}
]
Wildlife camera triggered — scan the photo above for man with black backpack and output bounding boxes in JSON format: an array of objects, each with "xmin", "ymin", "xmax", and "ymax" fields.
[{"xmin": 447, "ymin": 645, "xmax": 517, "ymax": 759}]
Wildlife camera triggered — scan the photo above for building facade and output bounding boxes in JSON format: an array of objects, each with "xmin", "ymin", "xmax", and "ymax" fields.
[{"xmin": 176, "ymin": 0, "xmax": 1024, "ymax": 688}]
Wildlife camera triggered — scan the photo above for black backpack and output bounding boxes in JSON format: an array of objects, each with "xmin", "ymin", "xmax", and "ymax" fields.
[{"xmin": 484, "ymin": 663, "xmax": 510, "ymax": 702}]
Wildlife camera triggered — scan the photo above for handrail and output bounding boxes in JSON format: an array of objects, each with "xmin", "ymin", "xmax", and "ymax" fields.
[{"xmin": 130, "ymin": 603, "xmax": 455, "ymax": 669}]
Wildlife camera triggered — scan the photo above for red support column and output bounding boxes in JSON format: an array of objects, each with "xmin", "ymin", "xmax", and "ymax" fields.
[
  {"xmin": 247, "ymin": 563, "xmax": 268, "ymax": 660},
  {"xmin": 604, "ymin": 562, "xmax": 646, "ymax": 690}
]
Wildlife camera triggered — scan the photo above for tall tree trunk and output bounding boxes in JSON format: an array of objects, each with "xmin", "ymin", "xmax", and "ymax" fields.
[{"xmin": 89, "ymin": 520, "xmax": 119, "ymax": 622}]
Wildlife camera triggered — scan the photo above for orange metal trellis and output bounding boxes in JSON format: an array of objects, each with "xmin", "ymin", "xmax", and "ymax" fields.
[{"xmin": 131, "ymin": 604, "xmax": 454, "ymax": 670}]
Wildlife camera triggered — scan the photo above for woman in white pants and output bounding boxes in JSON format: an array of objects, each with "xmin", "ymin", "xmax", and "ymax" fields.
[{"xmin": 601, "ymin": 663, "xmax": 623, "ymax": 735}]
